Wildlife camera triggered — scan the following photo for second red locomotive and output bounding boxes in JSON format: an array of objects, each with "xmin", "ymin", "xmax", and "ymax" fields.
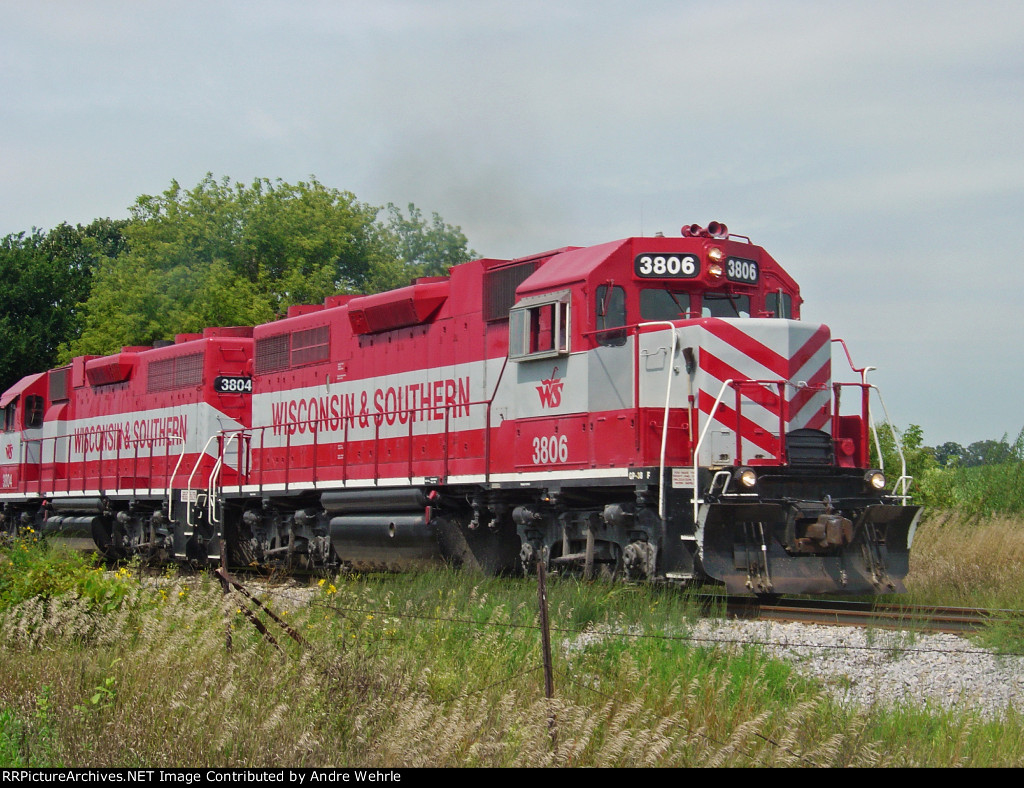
[{"xmin": 0, "ymin": 222, "xmax": 921, "ymax": 595}]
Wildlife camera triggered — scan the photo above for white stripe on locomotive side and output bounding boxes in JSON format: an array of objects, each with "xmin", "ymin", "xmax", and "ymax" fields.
[
  {"xmin": 59, "ymin": 402, "xmax": 245, "ymax": 461},
  {"xmin": 251, "ymin": 353, "xmax": 598, "ymax": 449}
]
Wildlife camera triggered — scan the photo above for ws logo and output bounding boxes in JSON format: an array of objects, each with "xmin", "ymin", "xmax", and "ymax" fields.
[{"xmin": 536, "ymin": 367, "xmax": 564, "ymax": 409}]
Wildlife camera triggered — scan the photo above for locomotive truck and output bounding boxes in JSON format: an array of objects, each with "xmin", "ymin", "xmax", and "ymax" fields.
[{"xmin": 0, "ymin": 222, "xmax": 921, "ymax": 595}]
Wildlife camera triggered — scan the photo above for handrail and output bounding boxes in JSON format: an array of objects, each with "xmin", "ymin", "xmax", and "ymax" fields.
[
  {"xmin": 832, "ymin": 337, "xmax": 871, "ymax": 379},
  {"xmin": 635, "ymin": 321, "xmax": 679, "ymax": 520},
  {"xmin": 185, "ymin": 434, "xmax": 222, "ymax": 528},
  {"xmin": 207, "ymin": 430, "xmax": 245, "ymax": 525},
  {"xmin": 692, "ymin": 378, "xmax": 735, "ymax": 523},
  {"xmin": 244, "ymin": 396, "xmax": 488, "ymax": 494},
  {"xmin": 832, "ymin": 338, "xmax": 911, "ymax": 503},
  {"xmin": 24, "ymin": 429, "xmax": 185, "ymax": 499},
  {"xmin": 866, "ymin": 384, "xmax": 911, "ymax": 502},
  {"xmin": 690, "ymin": 376, "xmax": 837, "ymax": 522},
  {"xmin": 161, "ymin": 435, "xmax": 188, "ymax": 515}
]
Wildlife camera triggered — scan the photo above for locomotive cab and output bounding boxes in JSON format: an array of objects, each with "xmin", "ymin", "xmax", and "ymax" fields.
[{"xmin": 0, "ymin": 329, "xmax": 256, "ymax": 562}]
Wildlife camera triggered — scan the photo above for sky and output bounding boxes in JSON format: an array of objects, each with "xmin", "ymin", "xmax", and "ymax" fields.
[{"xmin": 1, "ymin": 0, "xmax": 1022, "ymax": 447}]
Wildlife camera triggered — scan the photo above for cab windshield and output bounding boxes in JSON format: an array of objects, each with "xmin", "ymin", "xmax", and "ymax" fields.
[
  {"xmin": 640, "ymin": 288, "xmax": 692, "ymax": 321},
  {"xmin": 702, "ymin": 293, "xmax": 750, "ymax": 318}
]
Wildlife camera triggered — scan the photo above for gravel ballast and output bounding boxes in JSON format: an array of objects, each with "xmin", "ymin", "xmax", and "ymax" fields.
[{"xmin": 683, "ymin": 618, "xmax": 1024, "ymax": 718}]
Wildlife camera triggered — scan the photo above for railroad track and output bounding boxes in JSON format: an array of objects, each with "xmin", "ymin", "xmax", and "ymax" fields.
[{"xmin": 717, "ymin": 596, "xmax": 1021, "ymax": 635}]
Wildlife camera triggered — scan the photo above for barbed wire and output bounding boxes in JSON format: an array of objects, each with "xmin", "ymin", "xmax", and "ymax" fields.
[{"xmin": 304, "ymin": 597, "xmax": 1024, "ymax": 659}]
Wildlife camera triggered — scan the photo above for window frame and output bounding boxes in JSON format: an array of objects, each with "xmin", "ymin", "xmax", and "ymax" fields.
[
  {"xmin": 24, "ymin": 395, "xmax": 44, "ymax": 429},
  {"xmin": 701, "ymin": 292, "xmax": 751, "ymax": 319},
  {"xmin": 508, "ymin": 289, "xmax": 572, "ymax": 361},
  {"xmin": 595, "ymin": 284, "xmax": 628, "ymax": 347}
]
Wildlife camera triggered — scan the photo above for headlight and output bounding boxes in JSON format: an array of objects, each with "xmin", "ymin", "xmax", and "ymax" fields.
[
  {"xmin": 865, "ymin": 470, "xmax": 886, "ymax": 490},
  {"xmin": 735, "ymin": 467, "xmax": 757, "ymax": 489}
]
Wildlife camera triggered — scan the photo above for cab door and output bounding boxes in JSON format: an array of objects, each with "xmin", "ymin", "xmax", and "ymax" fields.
[{"xmin": 589, "ymin": 284, "xmax": 636, "ymax": 466}]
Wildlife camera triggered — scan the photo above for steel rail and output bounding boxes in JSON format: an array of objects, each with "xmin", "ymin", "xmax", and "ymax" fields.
[{"xmin": 711, "ymin": 595, "xmax": 1019, "ymax": 635}]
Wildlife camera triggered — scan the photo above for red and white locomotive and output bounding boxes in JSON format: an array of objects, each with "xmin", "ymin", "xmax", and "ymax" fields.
[
  {"xmin": 0, "ymin": 223, "xmax": 921, "ymax": 595},
  {"xmin": 0, "ymin": 327, "xmax": 253, "ymax": 559}
]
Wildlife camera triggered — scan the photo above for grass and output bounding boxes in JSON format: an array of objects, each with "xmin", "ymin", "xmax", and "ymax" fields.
[
  {"xmin": 0, "ymin": 687, "xmax": 61, "ymax": 767},
  {"xmin": 904, "ymin": 512, "xmax": 1024, "ymax": 604},
  {"xmin": 899, "ymin": 511, "xmax": 1024, "ymax": 652},
  {"xmin": 2, "ymin": 516, "xmax": 1024, "ymax": 767}
]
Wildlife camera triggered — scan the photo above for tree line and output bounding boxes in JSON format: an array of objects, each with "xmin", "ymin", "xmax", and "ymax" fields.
[
  {"xmin": 874, "ymin": 424, "xmax": 1024, "ymax": 515},
  {"xmin": 0, "ymin": 174, "xmax": 476, "ymax": 391}
]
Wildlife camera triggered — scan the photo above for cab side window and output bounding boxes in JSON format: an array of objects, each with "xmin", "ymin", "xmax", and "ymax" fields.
[
  {"xmin": 2, "ymin": 403, "xmax": 15, "ymax": 432},
  {"xmin": 595, "ymin": 285, "xmax": 627, "ymax": 347},
  {"xmin": 765, "ymin": 291, "xmax": 792, "ymax": 319},
  {"xmin": 25, "ymin": 396, "xmax": 43, "ymax": 429},
  {"xmin": 509, "ymin": 290, "xmax": 571, "ymax": 360}
]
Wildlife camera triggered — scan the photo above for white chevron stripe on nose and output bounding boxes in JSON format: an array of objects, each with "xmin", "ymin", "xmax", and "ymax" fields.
[{"xmin": 693, "ymin": 319, "xmax": 832, "ymax": 463}]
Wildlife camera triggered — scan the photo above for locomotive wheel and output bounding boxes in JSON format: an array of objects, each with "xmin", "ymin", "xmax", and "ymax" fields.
[{"xmin": 91, "ymin": 517, "xmax": 119, "ymax": 561}]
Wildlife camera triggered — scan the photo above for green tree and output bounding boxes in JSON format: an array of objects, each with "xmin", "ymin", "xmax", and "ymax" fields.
[
  {"xmin": 869, "ymin": 423, "xmax": 937, "ymax": 489},
  {"xmin": 384, "ymin": 202, "xmax": 477, "ymax": 277},
  {"xmin": 64, "ymin": 176, "xmax": 396, "ymax": 357},
  {"xmin": 0, "ymin": 219, "xmax": 126, "ymax": 389},
  {"xmin": 964, "ymin": 438, "xmax": 1013, "ymax": 467},
  {"xmin": 934, "ymin": 441, "xmax": 966, "ymax": 467}
]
